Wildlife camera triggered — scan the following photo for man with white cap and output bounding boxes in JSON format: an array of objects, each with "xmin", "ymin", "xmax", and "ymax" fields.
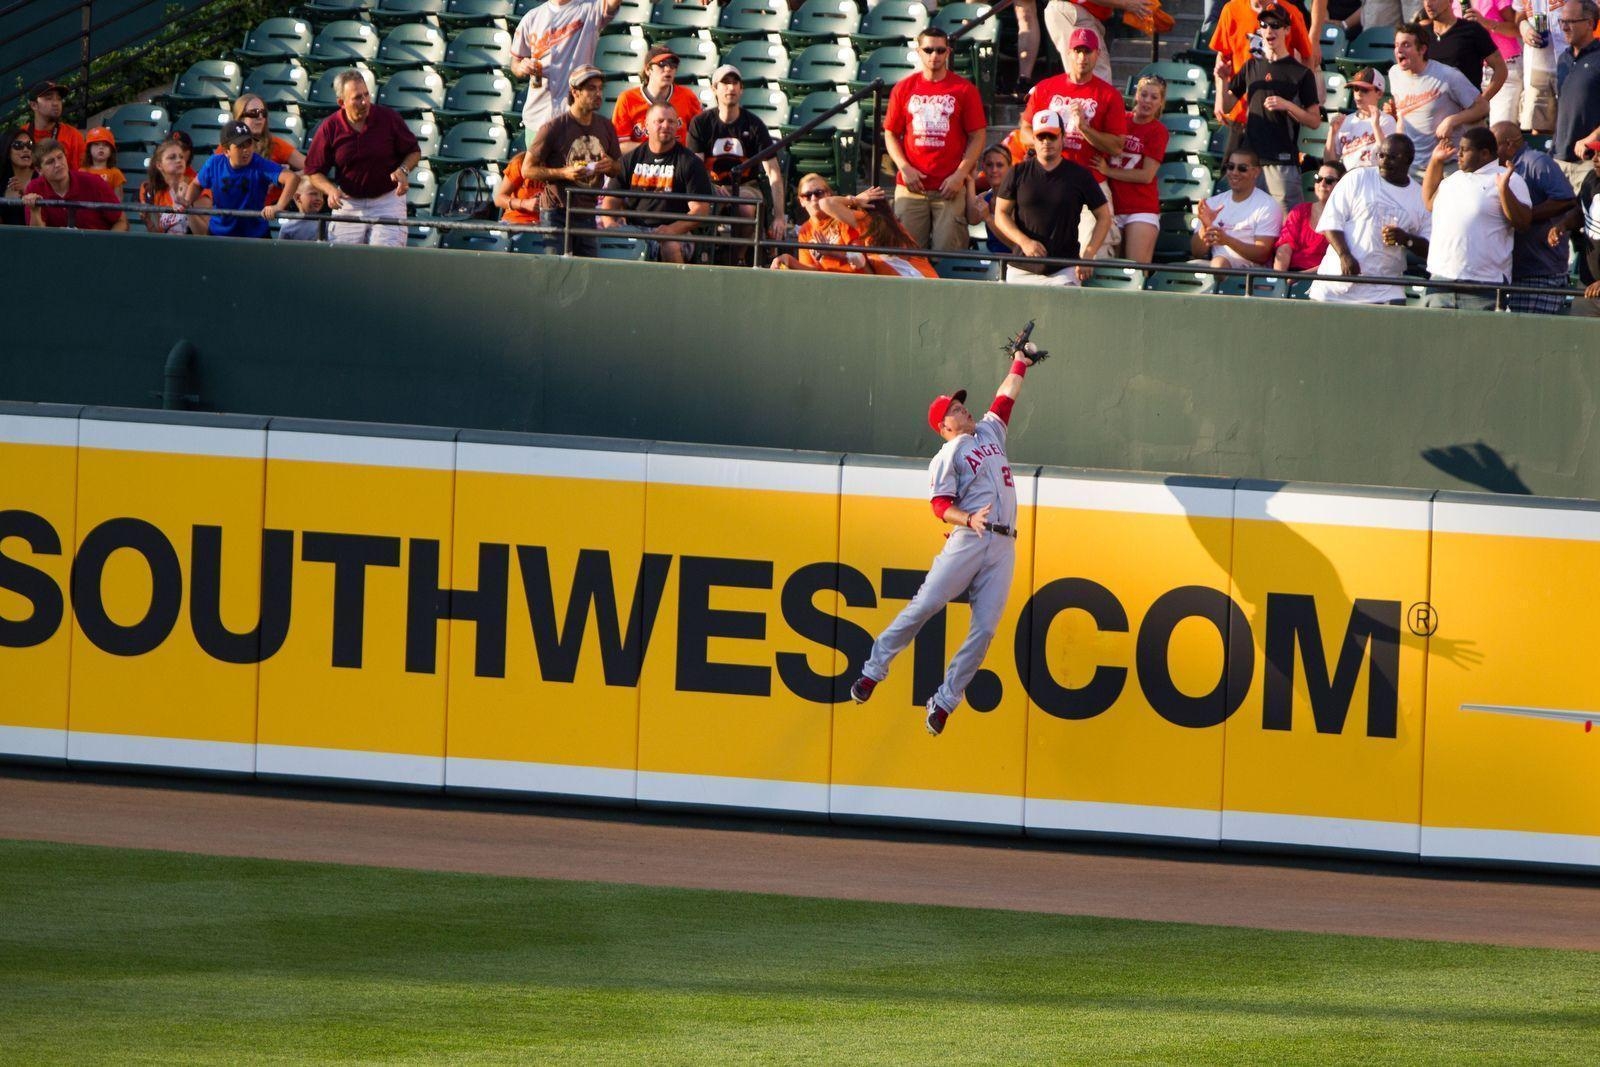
[
  {"xmin": 1021, "ymin": 27, "xmax": 1127, "ymax": 257},
  {"xmin": 687, "ymin": 64, "xmax": 786, "ymax": 250},
  {"xmin": 1324, "ymin": 68, "xmax": 1396, "ymax": 170},
  {"xmin": 992, "ymin": 110, "xmax": 1111, "ymax": 285},
  {"xmin": 523, "ymin": 64, "xmax": 621, "ymax": 256},
  {"xmin": 508, "ymin": 0, "xmax": 627, "ymax": 139}
]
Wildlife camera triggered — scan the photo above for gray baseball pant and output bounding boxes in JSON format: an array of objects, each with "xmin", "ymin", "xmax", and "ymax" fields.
[{"xmin": 862, "ymin": 527, "xmax": 1016, "ymax": 713}]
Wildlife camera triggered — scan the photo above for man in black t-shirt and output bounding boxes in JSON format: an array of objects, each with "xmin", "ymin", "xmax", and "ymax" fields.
[
  {"xmin": 1550, "ymin": 150, "xmax": 1600, "ymax": 315},
  {"xmin": 1217, "ymin": 4, "xmax": 1321, "ymax": 209},
  {"xmin": 687, "ymin": 65, "xmax": 787, "ymax": 249},
  {"xmin": 991, "ymin": 110, "xmax": 1110, "ymax": 286},
  {"xmin": 599, "ymin": 103, "xmax": 714, "ymax": 263},
  {"xmin": 1420, "ymin": 0, "xmax": 1507, "ymax": 94}
]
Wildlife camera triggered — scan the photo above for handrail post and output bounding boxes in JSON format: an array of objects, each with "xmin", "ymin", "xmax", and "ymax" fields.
[
  {"xmin": 562, "ymin": 185, "xmax": 572, "ymax": 256},
  {"xmin": 870, "ymin": 80, "xmax": 885, "ymax": 185},
  {"xmin": 752, "ymin": 198, "xmax": 762, "ymax": 266},
  {"xmin": 78, "ymin": 0, "xmax": 93, "ymax": 127}
]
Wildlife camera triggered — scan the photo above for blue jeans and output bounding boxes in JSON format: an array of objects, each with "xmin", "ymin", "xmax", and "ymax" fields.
[{"xmin": 548, "ymin": 207, "xmax": 598, "ymax": 258}]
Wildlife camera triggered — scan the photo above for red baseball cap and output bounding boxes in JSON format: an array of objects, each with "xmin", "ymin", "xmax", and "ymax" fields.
[
  {"xmin": 1068, "ymin": 28, "xmax": 1100, "ymax": 50},
  {"xmin": 928, "ymin": 389, "xmax": 968, "ymax": 433}
]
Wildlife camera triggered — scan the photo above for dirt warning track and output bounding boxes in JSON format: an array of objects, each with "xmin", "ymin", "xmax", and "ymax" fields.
[{"xmin": 2, "ymin": 769, "xmax": 1596, "ymax": 951}]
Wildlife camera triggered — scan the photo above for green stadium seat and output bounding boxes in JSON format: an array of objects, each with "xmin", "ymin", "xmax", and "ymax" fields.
[
  {"xmin": 604, "ymin": 0, "xmax": 650, "ymax": 33},
  {"xmin": 439, "ymin": 26, "xmax": 514, "ymax": 71},
  {"xmin": 663, "ymin": 35, "xmax": 720, "ymax": 80},
  {"xmin": 1322, "ymin": 69, "xmax": 1351, "ymax": 112},
  {"xmin": 713, "ymin": 0, "xmax": 789, "ymax": 45},
  {"xmin": 1159, "ymin": 113, "xmax": 1210, "ymax": 161},
  {"xmin": 1172, "ymin": 24, "xmax": 1217, "ymax": 67},
  {"xmin": 854, "ymin": 0, "xmax": 928, "ymax": 46},
  {"xmin": 406, "ymin": 114, "xmax": 442, "ymax": 156},
  {"xmin": 513, "ymin": 0, "xmax": 543, "ymax": 16},
  {"xmin": 304, "ymin": 65, "xmax": 375, "ymax": 118},
  {"xmin": 438, "ymin": 71, "xmax": 516, "ymax": 118},
  {"xmin": 778, "ymin": 42, "xmax": 856, "ymax": 93},
  {"xmin": 1144, "ymin": 269, "xmax": 1212, "ymax": 295},
  {"xmin": 237, "ymin": 17, "xmax": 314, "ymax": 62},
  {"xmin": 270, "ymin": 108, "xmax": 308, "ymax": 148},
  {"xmin": 379, "ymin": 67, "xmax": 448, "ymax": 113},
  {"xmin": 936, "ymin": 257, "xmax": 1001, "ymax": 282},
  {"xmin": 643, "ymin": 0, "xmax": 721, "ymax": 41},
  {"xmin": 1201, "ymin": 122, "xmax": 1229, "ymax": 165},
  {"xmin": 242, "ymin": 61, "xmax": 312, "ymax": 106},
  {"xmin": 407, "ymin": 222, "xmax": 443, "ymax": 246},
  {"xmin": 783, "ymin": 0, "xmax": 860, "ymax": 46},
  {"xmin": 1286, "ymin": 277, "xmax": 1313, "ymax": 299},
  {"xmin": 597, "ymin": 234, "xmax": 650, "ymax": 259},
  {"xmin": 308, "ymin": 21, "xmax": 382, "ymax": 68},
  {"xmin": 853, "ymin": 43, "xmax": 915, "ymax": 92},
  {"xmin": 601, "ymin": 79, "xmax": 630, "ymax": 112},
  {"xmin": 441, "ymin": 0, "xmax": 515, "ymax": 24},
  {"xmin": 1156, "ymin": 160, "xmax": 1210, "ymax": 207},
  {"xmin": 1317, "ymin": 22, "xmax": 1347, "ymax": 68},
  {"xmin": 104, "ymin": 103, "xmax": 171, "ymax": 152},
  {"xmin": 377, "ymin": 23, "xmax": 449, "ymax": 70},
  {"xmin": 784, "ymin": 87, "xmax": 859, "ymax": 135},
  {"xmin": 433, "ymin": 118, "xmax": 511, "ymax": 167},
  {"xmin": 302, "ymin": 0, "xmax": 376, "ymax": 18},
  {"xmin": 931, "ymin": 3, "xmax": 997, "ymax": 44},
  {"xmin": 1297, "ymin": 123, "xmax": 1327, "ymax": 162},
  {"xmin": 164, "ymin": 60, "xmax": 243, "ymax": 108},
  {"xmin": 1130, "ymin": 61, "xmax": 1210, "ymax": 109},
  {"xmin": 721, "ymin": 39, "xmax": 789, "ymax": 84},
  {"xmin": 405, "ymin": 160, "xmax": 438, "ymax": 210},
  {"xmin": 441, "ymin": 227, "xmax": 511, "ymax": 250},
  {"xmin": 1153, "ymin": 210, "xmax": 1194, "ymax": 262},
  {"xmin": 594, "ymin": 34, "xmax": 649, "ymax": 77},
  {"xmin": 373, "ymin": 0, "xmax": 445, "ymax": 23},
  {"xmin": 172, "ymin": 107, "xmax": 234, "ymax": 152},
  {"xmin": 1084, "ymin": 265, "xmax": 1146, "ymax": 289},
  {"xmin": 1338, "ymin": 25, "xmax": 1395, "ymax": 75},
  {"xmin": 739, "ymin": 85, "xmax": 788, "ymax": 128},
  {"xmin": 1215, "ymin": 273, "xmax": 1289, "ymax": 298},
  {"xmin": 511, "ymin": 230, "xmax": 556, "ymax": 253}
]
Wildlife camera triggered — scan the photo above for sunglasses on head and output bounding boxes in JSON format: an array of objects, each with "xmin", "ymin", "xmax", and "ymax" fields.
[{"xmin": 920, "ymin": 46, "xmax": 948, "ymax": 54}]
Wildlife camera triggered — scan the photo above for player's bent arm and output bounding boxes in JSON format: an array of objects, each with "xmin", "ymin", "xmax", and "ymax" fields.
[{"xmin": 932, "ymin": 496, "xmax": 990, "ymax": 532}]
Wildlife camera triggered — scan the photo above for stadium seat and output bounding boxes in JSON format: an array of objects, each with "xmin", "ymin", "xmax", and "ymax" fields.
[
  {"xmin": 1215, "ymin": 273, "xmax": 1289, "ymax": 298},
  {"xmin": 604, "ymin": 0, "xmax": 650, "ymax": 32},
  {"xmin": 441, "ymin": 227, "xmax": 511, "ymax": 250},
  {"xmin": 242, "ymin": 61, "xmax": 311, "ymax": 106},
  {"xmin": 931, "ymin": 3, "xmax": 997, "ymax": 44},
  {"xmin": 784, "ymin": 0, "xmax": 860, "ymax": 46},
  {"xmin": 376, "ymin": 23, "xmax": 449, "ymax": 70},
  {"xmin": 103, "ymin": 103, "xmax": 170, "ymax": 153},
  {"xmin": 433, "ymin": 118, "xmax": 510, "ymax": 167},
  {"xmin": 439, "ymin": 26, "xmax": 513, "ymax": 71},
  {"xmin": 1317, "ymin": 22, "xmax": 1347, "ymax": 68},
  {"xmin": 663, "ymin": 36, "xmax": 720, "ymax": 81},
  {"xmin": 594, "ymin": 34, "xmax": 648, "ymax": 77},
  {"xmin": 303, "ymin": 64, "xmax": 375, "ymax": 118},
  {"xmin": 1084, "ymin": 265, "xmax": 1146, "ymax": 290},
  {"xmin": 601, "ymin": 79, "xmax": 630, "ymax": 112},
  {"xmin": 164, "ymin": 60, "xmax": 243, "ymax": 108},
  {"xmin": 778, "ymin": 42, "xmax": 856, "ymax": 93},
  {"xmin": 270, "ymin": 108, "xmax": 308, "ymax": 148},
  {"xmin": 720, "ymin": 39, "xmax": 789, "ymax": 85},
  {"xmin": 1286, "ymin": 277, "xmax": 1314, "ymax": 299},
  {"xmin": 437, "ymin": 71, "xmax": 516, "ymax": 119},
  {"xmin": 642, "ymin": 0, "xmax": 721, "ymax": 40},
  {"xmin": 406, "ymin": 114, "xmax": 442, "ymax": 157},
  {"xmin": 407, "ymin": 222, "xmax": 442, "ymax": 246},
  {"xmin": 854, "ymin": 0, "xmax": 928, "ymax": 46},
  {"xmin": 440, "ymin": 0, "xmax": 515, "ymax": 25},
  {"xmin": 597, "ymin": 234, "xmax": 649, "ymax": 259},
  {"xmin": 513, "ymin": 0, "xmax": 543, "ymax": 17},
  {"xmin": 1322, "ymin": 70, "xmax": 1351, "ymax": 112},
  {"xmin": 936, "ymin": 257, "xmax": 1000, "ymax": 281},
  {"xmin": 379, "ymin": 67, "xmax": 448, "ymax": 113},
  {"xmin": 739, "ymin": 85, "xmax": 788, "ymax": 128},
  {"xmin": 1144, "ymin": 269, "xmax": 1212, "ymax": 295},
  {"xmin": 433, "ymin": 165, "xmax": 497, "ymax": 214},
  {"xmin": 302, "ymin": 0, "xmax": 375, "ymax": 18},
  {"xmin": 406, "ymin": 160, "xmax": 439, "ymax": 211},
  {"xmin": 1130, "ymin": 61, "xmax": 1209, "ymax": 110},
  {"xmin": 713, "ymin": 0, "xmax": 789, "ymax": 44},
  {"xmin": 1159, "ymin": 113, "xmax": 1210, "ymax": 161},
  {"xmin": 236, "ymin": 17, "xmax": 314, "ymax": 62},
  {"xmin": 1297, "ymin": 123, "xmax": 1328, "ymax": 163},
  {"xmin": 1338, "ymin": 25, "xmax": 1396, "ymax": 75},
  {"xmin": 510, "ymin": 230, "xmax": 556, "ymax": 253},
  {"xmin": 1153, "ymin": 210, "xmax": 1194, "ymax": 262},
  {"xmin": 308, "ymin": 21, "xmax": 382, "ymax": 68},
  {"xmin": 373, "ymin": 0, "xmax": 445, "ymax": 24},
  {"xmin": 853, "ymin": 44, "xmax": 915, "ymax": 92},
  {"xmin": 172, "ymin": 107, "xmax": 234, "ymax": 152},
  {"xmin": 1156, "ymin": 161, "xmax": 1210, "ymax": 207}
]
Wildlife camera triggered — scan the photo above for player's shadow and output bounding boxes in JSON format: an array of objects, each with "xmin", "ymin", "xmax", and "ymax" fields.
[{"xmin": 1421, "ymin": 441, "xmax": 1532, "ymax": 495}]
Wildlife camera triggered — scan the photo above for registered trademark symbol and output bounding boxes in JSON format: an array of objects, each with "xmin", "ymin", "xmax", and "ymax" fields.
[{"xmin": 1407, "ymin": 602, "xmax": 1438, "ymax": 637}]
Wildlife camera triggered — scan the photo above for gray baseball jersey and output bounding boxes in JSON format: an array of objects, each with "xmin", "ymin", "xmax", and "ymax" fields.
[{"xmin": 929, "ymin": 409, "xmax": 1016, "ymax": 528}]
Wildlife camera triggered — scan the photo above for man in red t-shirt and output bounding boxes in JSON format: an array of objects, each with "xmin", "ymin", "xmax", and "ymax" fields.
[
  {"xmin": 883, "ymin": 26, "xmax": 988, "ymax": 251},
  {"xmin": 22, "ymin": 138, "xmax": 126, "ymax": 231},
  {"xmin": 1021, "ymin": 29, "xmax": 1127, "ymax": 257}
]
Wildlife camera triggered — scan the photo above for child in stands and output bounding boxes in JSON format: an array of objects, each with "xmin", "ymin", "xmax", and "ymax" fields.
[
  {"xmin": 186, "ymin": 120, "xmax": 296, "ymax": 239},
  {"xmin": 276, "ymin": 183, "xmax": 327, "ymax": 241},
  {"xmin": 82, "ymin": 127, "xmax": 126, "ymax": 199},
  {"xmin": 139, "ymin": 137, "xmax": 209, "ymax": 234}
]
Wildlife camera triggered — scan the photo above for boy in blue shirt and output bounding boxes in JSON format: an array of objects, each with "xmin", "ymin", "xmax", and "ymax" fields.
[{"xmin": 185, "ymin": 120, "xmax": 297, "ymax": 238}]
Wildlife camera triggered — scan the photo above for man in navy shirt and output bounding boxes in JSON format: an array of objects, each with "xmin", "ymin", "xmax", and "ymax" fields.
[{"xmin": 1493, "ymin": 121, "xmax": 1576, "ymax": 312}]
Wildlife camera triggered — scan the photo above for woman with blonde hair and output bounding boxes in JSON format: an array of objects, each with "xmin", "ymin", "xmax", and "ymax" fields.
[
  {"xmin": 769, "ymin": 172, "xmax": 870, "ymax": 273},
  {"xmin": 1104, "ymin": 73, "xmax": 1170, "ymax": 264},
  {"xmin": 819, "ymin": 185, "xmax": 938, "ymax": 278},
  {"xmin": 227, "ymin": 93, "xmax": 306, "ymax": 170}
]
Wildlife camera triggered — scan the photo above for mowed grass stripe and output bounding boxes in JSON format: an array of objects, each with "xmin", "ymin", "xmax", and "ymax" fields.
[{"xmin": 2, "ymin": 838, "xmax": 1597, "ymax": 1063}]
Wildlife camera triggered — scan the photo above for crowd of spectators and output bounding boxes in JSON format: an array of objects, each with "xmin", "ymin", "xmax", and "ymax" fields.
[{"xmin": 5, "ymin": 0, "xmax": 1600, "ymax": 313}]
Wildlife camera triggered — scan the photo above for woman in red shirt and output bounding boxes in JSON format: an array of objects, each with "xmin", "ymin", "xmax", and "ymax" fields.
[
  {"xmin": 1273, "ymin": 160, "xmax": 1343, "ymax": 273},
  {"xmin": 1104, "ymin": 74, "xmax": 1170, "ymax": 263}
]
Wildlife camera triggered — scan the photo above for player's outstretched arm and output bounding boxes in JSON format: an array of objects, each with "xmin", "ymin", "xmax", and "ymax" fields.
[{"xmin": 996, "ymin": 344, "xmax": 1036, "ymax": 401}]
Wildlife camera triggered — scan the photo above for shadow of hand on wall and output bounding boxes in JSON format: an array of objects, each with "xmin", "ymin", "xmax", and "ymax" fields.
[
  {"xmin": 1422, "ymin": 442, "xmax": 1532, "ymax": 495},
  {"xmin": 1428, "ymin": 636, "xmax": 1484, "ymax": 669}
]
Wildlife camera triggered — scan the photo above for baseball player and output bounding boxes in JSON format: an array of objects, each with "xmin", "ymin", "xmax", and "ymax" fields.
[{"xmin": 850, "ymin": 328, "xmax": 1042, "ymax": 736}]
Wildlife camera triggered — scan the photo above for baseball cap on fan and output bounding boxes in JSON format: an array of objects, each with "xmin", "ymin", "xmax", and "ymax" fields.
[
  {"xmin": 1256, "ymin": 4, "xmax": 1291, "ymax": 26},
  {"xmin": 712, "ymin": 64, "xmax": 742, "ymax": 83},
  {"xmin": 1068, "ymin": 28, "xmax": 1100, "ymax": 51},
  {"xmin": 1032, "ymin": 109, "xmax": 1065, "ymax": 135},
  {"xmin": 928, "ymin": 389, "xmax": 968, "ymax": 433},
  {"xmin": 1348, "ymin": 67, "xmax": 1385, "ymax": 92},
  {"xmin": 220, "ymin": 120, "xmax": 255, "ymax": 147},
  {"xmin": 568, "ymin": 64, "xmax": 604, "ymax": 89}
]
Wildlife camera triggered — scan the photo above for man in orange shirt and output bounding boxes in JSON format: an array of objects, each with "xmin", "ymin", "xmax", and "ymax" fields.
[
  {"xmin": 612, "ymin": 44, "xmax": 702, "ymax": 153},
  {"xmin": 1209, "ymin": 0, "xmax": 1319, "ymax": 123},
  {"xmin": 19, "ymin": 81, "xmax": 85, "ymax": 171}
]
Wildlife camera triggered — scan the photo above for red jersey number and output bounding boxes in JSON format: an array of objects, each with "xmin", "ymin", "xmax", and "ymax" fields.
[{"xmin": 1001, "ymin": 465, "xmax": 1014, "ymax": 487}]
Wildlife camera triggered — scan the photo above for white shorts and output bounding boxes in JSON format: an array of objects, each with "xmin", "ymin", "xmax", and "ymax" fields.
[{"xmin": 1115, "ymin": 212, "xmax": 1160, "ymax": 229}]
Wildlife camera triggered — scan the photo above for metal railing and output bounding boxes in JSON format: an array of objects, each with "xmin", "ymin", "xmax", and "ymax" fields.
[{"xmin": 3, "ymin": 192, "xmax": 1591, "ymax": 312}]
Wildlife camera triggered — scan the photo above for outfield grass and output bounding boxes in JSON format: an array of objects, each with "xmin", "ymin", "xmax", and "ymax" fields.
[{"xmin": 2, "ymin": 839, "xmax": 1598, "ymax": 1063}]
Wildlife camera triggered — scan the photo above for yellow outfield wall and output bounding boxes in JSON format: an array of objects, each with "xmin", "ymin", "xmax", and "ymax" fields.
[{"xmin": 1, "ymin": 403, "xmax": 1597, "ymax": 870}]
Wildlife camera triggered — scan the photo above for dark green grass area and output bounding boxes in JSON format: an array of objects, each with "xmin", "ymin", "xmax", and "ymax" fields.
[{"xmin": 2, "ymin": 839, "xmax": 1599, "ymax": 1064}]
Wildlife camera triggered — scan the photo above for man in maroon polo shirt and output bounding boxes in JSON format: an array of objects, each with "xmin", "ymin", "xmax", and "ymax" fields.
[
  {"xmin": 22, "ymin": 138, "xmax": 126, "ymax": 231},
  {"xmin": 303, "ymin": 69, "xmax": 421, "ymax": 247}
]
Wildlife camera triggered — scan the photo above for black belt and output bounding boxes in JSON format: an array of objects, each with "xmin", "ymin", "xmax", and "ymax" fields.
[{"xmin": 983, "ymin": 523, "xmax": 1018, "ymax": 538}]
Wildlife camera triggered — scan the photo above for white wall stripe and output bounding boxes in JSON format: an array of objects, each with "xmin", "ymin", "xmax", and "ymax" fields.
[
  {"xmin": 1422, "ymin": 826, "xmax": 1600, "ymax": 867},
  {"xmin": 0, "ymin": 413, "xmax": 78, "ymax": 448},
  {"xmin": 1462, "ymin": 703, "xmax": 1600, "ymax": 724},
  {"xmin": 1434, "ymin": 501, "xmax": 1600, "ymax": 542},
  {"xmin": 67, "ymin": 731, "xmax": 255, "ymax": 773},
  {"xmin": 637, "ymin": 769, "xmax": 829, "ymax": 813},
  {"xmin": 454, "ymin": 442, "xmax": 647, "ymax": 481},
  {"xmin": 1222, "ymin": 810, "xmax": 1420, "ymax": 854},
  {"xmin": 256, "ymin": 744, "xmax": 443, "ymax": 786},
  {"xmin": 647, "ymin": 453, "xmax": 841, "ymax": 495},
  {"xmin": 1235, "ymin": 489, "xmax": 1431, "ymax": 531},
  {"xmin": 445, "ymin": 756, "xmax": 635, "ymax": 799},
  {"xmin": 829, "ymin": 783, "xmax": 1022, "ymax": 827},
  {"xmin": 1024, "ymin": 797, "xmax": 1222, "ymax": 841},
  {"xmin": 79, "ymin": 420, "xmax": 265, "ymax": 460},
  {"xmin": 1035, "ymin": 478, "xmax": 1235, "ymax": 519},
  {"xmin": 842, "ymin": 465, "xmax": 933, "ymax": 500},
  {"xmin": 0, "ymin": 725, "xmax": 68, "ymax": 760},
  {"xmin": 267, "ymin": 430, "xmax": 456, "ymax": 471}
]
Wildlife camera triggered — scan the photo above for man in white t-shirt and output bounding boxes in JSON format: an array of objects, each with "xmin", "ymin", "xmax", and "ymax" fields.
[
  {"xmin": 1311, "ymin": 134, "xmax": 1432, "ymax": 304},
  {"xmin": 1388, "ymin": 22, "xmax": 1489, "ymax": 178},
  {"xmin": 509, "ymin": 0, "xmax": 626, "ymax": 138},
  {"xmin": 1190, "ymin": 147, "xmax": 1285, "ymax": 279},
  {"xmin": 1421, "ymin": 125, "xmax": 1533, "ymax": 308}
]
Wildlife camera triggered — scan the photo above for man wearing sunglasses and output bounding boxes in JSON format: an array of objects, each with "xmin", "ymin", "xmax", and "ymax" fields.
[
  {"xmin": 614, "ymin": 43, "xmax": 703, "ymax": 154},
  {"xmin": 1190, "ymin": 147, "xmax": 1283, "ymax": 273},
  {"xmin": 509, "ymin": 0, "xmax": 632, "ymax": 138},
  {"xmin": 992, "ymin": 110, "xmax": 1111, "ymax": 284},
  {"xmin": 883, "ymin": 27, "xmax": 989, "ymax": 252},
  {"xmin": 1554, "ymin": 1, "xmax": 1600, "ymax": 188},
  {"xmin": 1216, "ymin": 4, "xmax": 1320, "ymax": 208}
]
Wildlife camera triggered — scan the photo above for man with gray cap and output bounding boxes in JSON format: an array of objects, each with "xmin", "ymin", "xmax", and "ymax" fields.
[
  {"xmin": 687, "ymin": 64, "xmax": 786, "ymax": 251},
  {"xmin": 523, "ymin": 64, "xmax": 620, "ymax": 256}
]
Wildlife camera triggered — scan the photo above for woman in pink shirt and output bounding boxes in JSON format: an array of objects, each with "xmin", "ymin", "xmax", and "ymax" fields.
[
  {"xmin": 1466, "ymin": 0, "xmax": 1524, "ymax": 126},
  {"xmin": 1273, "ymin": 160, "xmax": 1342, "ymax": 273}
]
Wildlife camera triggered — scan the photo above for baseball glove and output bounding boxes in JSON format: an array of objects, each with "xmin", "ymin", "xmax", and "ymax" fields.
[{"xmin": 1003, "ymin": 320, "xmax": 1050, "ymax": 364}]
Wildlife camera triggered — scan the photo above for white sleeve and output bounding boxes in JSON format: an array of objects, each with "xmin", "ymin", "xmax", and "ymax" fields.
[
  {"xmin": 929, "ymin": 449, "xmax": 959, "ymax": 499},
  {"xmin": 1446, "ymin": 65, "xmax": 1479, "ymax": 110},
  {"xmin": 1315, "ymin": 183, "xmax": 1348, "ymax": 234},
  {"xmin": 1257, "ymin": 196, "xmax": 1284, "ymax": 238}
]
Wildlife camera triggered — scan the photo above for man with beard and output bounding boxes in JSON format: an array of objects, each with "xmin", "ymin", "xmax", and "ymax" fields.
[{"xmin": 524, "ymin": 65, "xmax": 621, "ymax": 257}]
